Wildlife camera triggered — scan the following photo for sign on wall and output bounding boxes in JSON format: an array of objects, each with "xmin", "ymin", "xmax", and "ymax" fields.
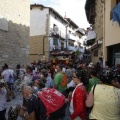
[{"xmin": 0, "ymin": 16, "xmax": 8, "ymax": 31}]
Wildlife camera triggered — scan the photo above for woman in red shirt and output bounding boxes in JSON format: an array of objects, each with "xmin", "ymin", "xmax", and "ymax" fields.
[{"xmin": 69, "ymin": 70, "xmax": 86, "ymax": 120}]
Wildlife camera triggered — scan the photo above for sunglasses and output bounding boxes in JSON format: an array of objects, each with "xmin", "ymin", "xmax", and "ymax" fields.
[{"xmin": 72, "ymin": 76, "xmax": 77, "ymax": 78}]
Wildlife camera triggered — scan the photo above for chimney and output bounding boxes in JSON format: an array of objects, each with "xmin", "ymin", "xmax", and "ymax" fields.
[{"xmin": 64, "ymin": 12, "xmax": 66, "ymax": 19}]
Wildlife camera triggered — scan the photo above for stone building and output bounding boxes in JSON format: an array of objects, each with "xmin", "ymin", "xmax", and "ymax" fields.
[
  {"xmin": 85, "ymin": 0, "xmax": 103, "ymax": 63},
  {"xmin": 0, "ymin": 0, "xmax": 30, "ymax": 69},
  {"xmin": 85, "ymin": 0, "xmax": 120, "ymax": 66}
]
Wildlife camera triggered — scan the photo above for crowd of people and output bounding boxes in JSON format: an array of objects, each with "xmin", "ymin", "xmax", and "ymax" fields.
[{"xmin": 0, "ymin": 59, "xmax": 120, "ymax": 120}]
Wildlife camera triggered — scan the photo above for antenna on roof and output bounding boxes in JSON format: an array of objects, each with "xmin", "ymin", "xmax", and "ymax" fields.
[{"xmin": 64, "ymin": 12, "xmax": 66, "ymax": 19}]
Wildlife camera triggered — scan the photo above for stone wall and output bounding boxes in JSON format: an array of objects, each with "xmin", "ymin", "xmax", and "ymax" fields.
[
  {"xmin": 0, "ymin": 0, "xmax": 30, "ymax": 69},
  {"xmin": 30, "ymin": 35, "xmax": 49, "ymax": 63},
  {"xmin": 91, "ymin": 0, "xmax": 104, "ymax": 63}
]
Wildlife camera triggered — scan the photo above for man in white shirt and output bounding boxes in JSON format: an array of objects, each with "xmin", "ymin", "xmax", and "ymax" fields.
[
  {"xmin": 1, "ymin": 64, "xmax": 15, "ymax": 101},
  {"xmin": 2, "ymin": 68, "xmax": 14, "ymax": 83}
]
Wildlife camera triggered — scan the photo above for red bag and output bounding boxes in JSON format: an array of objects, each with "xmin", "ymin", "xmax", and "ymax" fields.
[{"xmin": 37, "ymin": 88, "xmax": 65, "ymax": 117}]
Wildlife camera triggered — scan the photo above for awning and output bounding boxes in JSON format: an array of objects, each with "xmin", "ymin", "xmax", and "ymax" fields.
[
  {"xmin": 51, "ymin": 51, "xmax": 74, "ymax": 56},
  {"xmin": 86, "ymin": 30, "xmax": 96, "ymax": 41},
  {"xmin": 84, "ymin": 30, "xmax": 96, "ymax": 46},
  {"xmin": 84, "ymin": 39, "xmax": 95, "ymax": 46},
  {"xmin": 51, "ymin": 52, "xmax": 59, "ymax": 55},
  {"xmin": 89, "ymin": 40, "xmax": 103, "ymax": 50}
]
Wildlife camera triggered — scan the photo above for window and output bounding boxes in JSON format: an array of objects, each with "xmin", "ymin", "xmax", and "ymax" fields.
[
  {"xmin": 69, "ymin": 30, "xmax": 71, "ymax": 34},
  {"xmin": 53, "ymin": 39, "xmax": 58, "ymax": 45},
  {"xmin": 94, "ymin": 50, "xmax": 98, "ymax": 56},
  {"xmin": 68, "ymin": 41, "xmax": 74, "ymax": 47},
  {"xmin": 55, "ymin": 16, "xmax": 57, "ymax": 19},
  {"xmin": 53, "ymin": 24, "xmax": 56, "ymax": 28},
  {"xmin": 61, "ymin": 43, "xmax": 64, "ymax": 50},
  {"xmin": 53, "ymin": 24, "xmax": 58, "ymax": 33}
]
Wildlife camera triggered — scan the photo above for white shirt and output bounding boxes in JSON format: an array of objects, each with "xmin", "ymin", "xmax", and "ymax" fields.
[
  {"xmin": 67, "ymin": 80, "xmax": 76, "ymax": 88},
  {"xmin": 45, "ymin": 77, "xmax": 54, "ymax": 88},
  {"xmin": 0, "ymin": 87, "xmax": 7, "ymax": 111},
  {"xmin": 2, "ymin": 69, "xmax": 14, "ymax": 82}
]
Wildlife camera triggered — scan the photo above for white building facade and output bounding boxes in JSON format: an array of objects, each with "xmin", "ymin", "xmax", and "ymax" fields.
[{"xmin": 30, "ymin": 4, "xmax": 85, "ymax": 62}]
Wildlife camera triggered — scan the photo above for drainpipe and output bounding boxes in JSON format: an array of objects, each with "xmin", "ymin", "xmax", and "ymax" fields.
[
  {"xmin": 101, "ymin": 0, "xmax": 106, "ymax": 67},
  {"xmin": 66, "ymin": 25, "xmax": 68, "ymax": 50},
  {"xmin": 43, "ymin": 36, "xmax": 52, "ymax": 55}
]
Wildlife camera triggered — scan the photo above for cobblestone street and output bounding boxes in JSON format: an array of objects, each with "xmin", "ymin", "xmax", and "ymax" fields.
[{"xmin": 6, "ymin": 91, "xmax": 23, "ymax": 120}]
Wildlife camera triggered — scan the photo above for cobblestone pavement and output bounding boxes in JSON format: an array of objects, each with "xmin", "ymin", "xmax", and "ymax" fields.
[
  {"xmin": 6, "ymin": 91, "xmax": 70, "ymax": 120},
  {"xmin": 6, "ymin": 91, "xmax": 23, "ymax": 120}
]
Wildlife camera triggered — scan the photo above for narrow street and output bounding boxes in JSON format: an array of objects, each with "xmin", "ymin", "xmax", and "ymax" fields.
[{"xmin": 0, "ymin": 0, "xmax": 120, "ymax": 120}]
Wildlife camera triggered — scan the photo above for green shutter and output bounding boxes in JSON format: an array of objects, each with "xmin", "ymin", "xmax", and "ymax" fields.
[{"xmin": 53, "ymin": 39, "xmax": 58, "ymax": 45}]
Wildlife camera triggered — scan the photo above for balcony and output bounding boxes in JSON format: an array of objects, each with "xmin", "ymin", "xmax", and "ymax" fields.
[
  {"xmin": 84, "ymin": 30, "xmax": 96, "ymax": 46},
  {"xmin": 67, "ymin": 46, "xmax": 77, "ymax": 51},
  {"xmin": 67, "ymin": 34, "xmax": 77, "ymax": 41},
  {"xmin": 50, "ymin": 27, "xmax": 60, "ymax": 37},
  {"xmin": 89, "ymin": 40, "xmax": 103, "ymax": 50},
  {"xmin": 50, "ymin": 45, "xmax": 61, "ymax": 51}
]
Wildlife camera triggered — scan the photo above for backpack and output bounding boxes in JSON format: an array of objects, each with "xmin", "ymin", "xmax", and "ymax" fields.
[
  {"xmin": 8, "ymin": 74, "xmax": 14, "ymax": 84},
  {"xmin": 37, "ymin": 88, "xmax": 65, "ymax": 117},
  {"xmin": 61, "ymin": 73, "xmax": 68, "ymax": 87},
  {"xmin": 8, "ymin": 70, "xmax": 14, "ymax": 84}
]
